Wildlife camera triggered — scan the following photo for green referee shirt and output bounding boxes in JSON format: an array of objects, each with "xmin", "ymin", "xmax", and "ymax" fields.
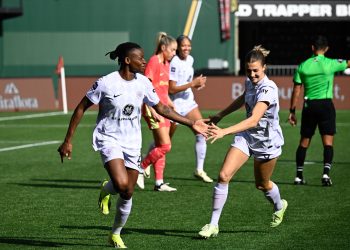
[{"xmin": 293, "ymin": 54, "xmax": 347, "ymax": 100}]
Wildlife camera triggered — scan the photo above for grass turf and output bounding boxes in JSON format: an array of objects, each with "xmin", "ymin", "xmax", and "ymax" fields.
[{"xmin": 0, "ymin": 110, "xmax": 349, "ymax": 249}]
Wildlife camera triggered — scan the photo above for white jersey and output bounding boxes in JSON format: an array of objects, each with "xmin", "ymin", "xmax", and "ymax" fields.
[
  {"xmin": 169, "ymin": 55, "xmax": 197, "ymax": 112},
  {"xmin": 238, "ymin": 75, "xmax": 284, "ymax": 152},
  {"xmin": 86, "ymin": 71, "xmax": 159, "ymax": 154}
]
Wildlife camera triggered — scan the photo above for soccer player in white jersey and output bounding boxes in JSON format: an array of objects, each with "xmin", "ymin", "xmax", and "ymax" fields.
[
  {"xmin": 198, "ymin": 45, "xmax": 287, "ymax": 239},
  {"xmin": 168, "ymin": 35, "xmax": 213, "ymax": 183},
  {"xmin": 57, "ymin": 42, "xmax": 208, "ymax": 248}
]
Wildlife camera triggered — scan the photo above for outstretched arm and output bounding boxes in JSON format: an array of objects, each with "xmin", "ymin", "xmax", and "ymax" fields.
[
  {"xmin": 208, "ymin": 101, "xmax": 268, "ymax": 143},
  {"xmin": 57, "ymin": 96, "xmax": 93, "ymax": 163},
  {"xmin": 153, "ymin": 102, "xmax": 208, "ymax": 135},
  {"xmin": 209, "ymin": 92, "xmax": 245, "ymax": 124}
]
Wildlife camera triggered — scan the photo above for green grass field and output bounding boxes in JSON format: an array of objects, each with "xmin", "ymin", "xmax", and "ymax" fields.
[{"xmin": 1, "ymin": 110, "xmax": 349, "ymax": 249}]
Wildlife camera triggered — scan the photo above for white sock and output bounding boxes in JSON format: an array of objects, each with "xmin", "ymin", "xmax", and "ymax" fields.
[
  {"xmin": 264, "ymin": 182, "xmax": 282, "ymax": 211},
  {"xmin": 105, "ymin": 180, "xmax": 117, "ymax": 195},
  {"xmin": 112, "ymin": 197, "xmax": 132, "ymax": 235},
  {"xmin": 195, "ymin": 134, "xmax": 207, "ymax": 172},
  {"xmin": 210, "ymin": 183, "xmax": 228, "ymax": 226},
  {"xmin": 156, "ymin": 180, "xmax": 164, "ymax": 186}
]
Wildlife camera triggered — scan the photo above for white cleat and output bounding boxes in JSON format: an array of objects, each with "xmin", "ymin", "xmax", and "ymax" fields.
[
  {"xmin": 144, "ymin": 165, "xmax": 151, "ymax": 178},
  {"xmin": 154, "ymin": 183, "xmax": 177, "ymax": 192},
  {"xmin": 136, "ymin": 174, "xmax": 145, "ymax": 190},
  {"xmin": 194, "ymin": 170, "xmax": 213, "ymax": 183}
]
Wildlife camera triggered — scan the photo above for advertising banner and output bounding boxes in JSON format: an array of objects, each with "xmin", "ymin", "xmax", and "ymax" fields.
[
  {"xmin": 193, "ymin": 76, "xmax": 350, "ymax": 110},
  {"xmin": 1, "ymin": 76, "xmax": 349, "ymax": 112},
  {"xmin": 0, "ymin": 78, "xmax": 56, "ymax": 111}
]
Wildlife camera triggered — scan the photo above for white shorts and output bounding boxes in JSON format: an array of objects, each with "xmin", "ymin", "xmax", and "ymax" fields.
[
  {"xmin": 231, "ymin": 135, "xmax": 282, "ymax": 161},
  {"xmin": 174, "ymin": 100, "xmax": 198, "ymax": 117},
  {"xmin": 99, "ymin": 144, "xmax": 142, "ymax": 173}
]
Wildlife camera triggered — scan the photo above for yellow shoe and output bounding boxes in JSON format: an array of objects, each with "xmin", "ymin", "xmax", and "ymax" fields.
[
  {"xmin": 108, "ymin": 233, "xmax": 127, "ymax": 248},
  {"xmin": 198, "ymin": 224, "xmax": 219, "ymax": 238},
  {"xmin": 98, "ymin": 180, "xmax": 111, "ymax": 215},
  {"xmin": 270, "ymin": 199, "xmax": 288, "ymax": 227}
]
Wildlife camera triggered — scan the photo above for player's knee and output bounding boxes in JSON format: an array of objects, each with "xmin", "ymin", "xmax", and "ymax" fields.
[
  {"xmin": 159, "ymin": 143, "xmax": 171, "ymax": 154},
  {"xmin": 115, "ymin": 180, "xmax": 129, "ymax": 194},
  {"xmin": 218, "ymin": 171, "xmax": 231, "ymax": 183}
]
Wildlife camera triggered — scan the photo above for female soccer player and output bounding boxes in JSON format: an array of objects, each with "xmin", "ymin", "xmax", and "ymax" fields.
[
  {"xmin": 198, "ymin": 45, "xmax": 287, "ymax": 238},
  {"xmin": 57, "ymin": 42, "xmax": 208, "ymax": 248},
  {"xmin": 138, "ymin": 32, "xmax": 179, "ymax": 191},
  {"xmin": 168, "ymin": 35, "xmax": 212, "ymax": 183}
]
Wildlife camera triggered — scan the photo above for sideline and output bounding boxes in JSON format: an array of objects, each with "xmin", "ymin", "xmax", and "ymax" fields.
[
  {"xmin": 0, "ymin": 111, "xmax": 98, "ymax": 122},
  {"xmin": 0, "ymin": 112, "xmax": 63, "ymax": 121},
  {"xmin": 0, "ymin": 140, "xmax": 61, "ymax": 152}
]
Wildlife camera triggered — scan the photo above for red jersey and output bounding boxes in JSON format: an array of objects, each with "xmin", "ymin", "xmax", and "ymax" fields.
[{"xmin": 145, "ymin": 55, "xmax": 169, "ymax": 105}]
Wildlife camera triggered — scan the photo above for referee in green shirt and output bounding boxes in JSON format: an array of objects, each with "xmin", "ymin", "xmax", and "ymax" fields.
[{"xmin": 288, "ymin": 35, "xmax": 350, "ymax": 186}]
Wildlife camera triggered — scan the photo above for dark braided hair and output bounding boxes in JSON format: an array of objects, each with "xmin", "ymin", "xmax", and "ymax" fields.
[{"xmin": 105, "ymin": 42, "xmax": 142, "ymax": 65}]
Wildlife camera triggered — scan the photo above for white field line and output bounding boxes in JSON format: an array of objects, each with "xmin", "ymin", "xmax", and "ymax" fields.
[
  {"xmin": 0, "ymin": 140, "xmax": 60, "ymax": 152},
  {"xmin": 0, "ymin": 111, "xmax": 98, "ymax": 122},
  {"xmin": 0, "ymin": 124, "xmax": 94, "ymax": 128},
  {"xmin": 0, "ymin": 112, "xmax": 63, "ymax": 121}
]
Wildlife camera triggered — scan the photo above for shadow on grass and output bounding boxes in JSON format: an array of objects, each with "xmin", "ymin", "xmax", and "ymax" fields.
[
  {"xmin": 31, "ymin": 178, "xmax": 101, "ymax": 184},
  {"xmin": 164, "ymin": 176, "xmax": 324, "ymax": 188},
  {"xmin": 9, "ymin": 178, "xmax": 103, "ymax": 189},
  {"xmin": 59, "ymin": 225, "xmax": 266, "ymax": 239},
  {"xmin": 10, "ymin": 183, "xmax": 99, "ymax": 189},
  {"xmin": 0, "ymin": 236, "xmax": 105, "ymax": 248},
  {"xmin": 278, "ymin": 159, "xmax": 350, "ymax": 165}
]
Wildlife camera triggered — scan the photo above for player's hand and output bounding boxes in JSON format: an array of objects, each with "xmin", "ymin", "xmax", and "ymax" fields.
[
  {"xmin": 288, "ymin": 113, "xmax": 297, "ymax": 127},
  {"xmin": 208, "ymin": 114, "xmax": 222, "ymax": 125},
  {"xmin": 207, "ymin": 123, "xmax": 225, "ymax": 144},
  {"xmin": 57, "ymin": 142, "xmax": 72, "ymax": 163},
  {"xmin": 150, "ymin": 106, "xmax": 162, "ymax": 122},
  {"xmin": 192, "ymin": 74, "xmax": 206, "ymax": 90},
  {"xmin": 192, "ymin": 119, "xmax": 209, "ymax": 137}
]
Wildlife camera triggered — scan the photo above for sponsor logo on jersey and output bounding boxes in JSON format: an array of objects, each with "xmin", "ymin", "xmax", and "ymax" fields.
[
  {"xmin": 123, "ymin": 104, "xmax": 134, "ymax": 116},
  {"xmin": 261, "ymin": 88, "xmax": 269, "ymax": 94},
  {"xmin": 171, "ymin": 67, "xmax": 176, "ymax": 72}
]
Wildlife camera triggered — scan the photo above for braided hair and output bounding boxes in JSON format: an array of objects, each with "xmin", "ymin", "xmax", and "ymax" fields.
[{"xmin": 105, "ymin": 42, "xmax": 141, "ymax": 66}]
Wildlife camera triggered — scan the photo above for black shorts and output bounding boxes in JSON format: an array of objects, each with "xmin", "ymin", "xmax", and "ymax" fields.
[{"xmin": 300, "ymin": 99, "xmax": 336, "ymax": 138}]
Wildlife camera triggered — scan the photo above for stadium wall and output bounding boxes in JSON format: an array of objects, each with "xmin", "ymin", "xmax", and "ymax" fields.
[
  {"xmin": 1, "ymin": 76, "xmax": 349, "ymax": 112},
  {"xmin": 0, "ymin": 0, "xmax": 235, "ymax": 78}
]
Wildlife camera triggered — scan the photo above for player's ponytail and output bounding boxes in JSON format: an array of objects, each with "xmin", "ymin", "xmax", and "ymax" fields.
[
  {"xmin": 245, "ymin": 45, "xmax": 270, "ymax": 65},
  {"xmin": 154, "ymin": 31, "xmax": 176, "ymax": 55}
]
